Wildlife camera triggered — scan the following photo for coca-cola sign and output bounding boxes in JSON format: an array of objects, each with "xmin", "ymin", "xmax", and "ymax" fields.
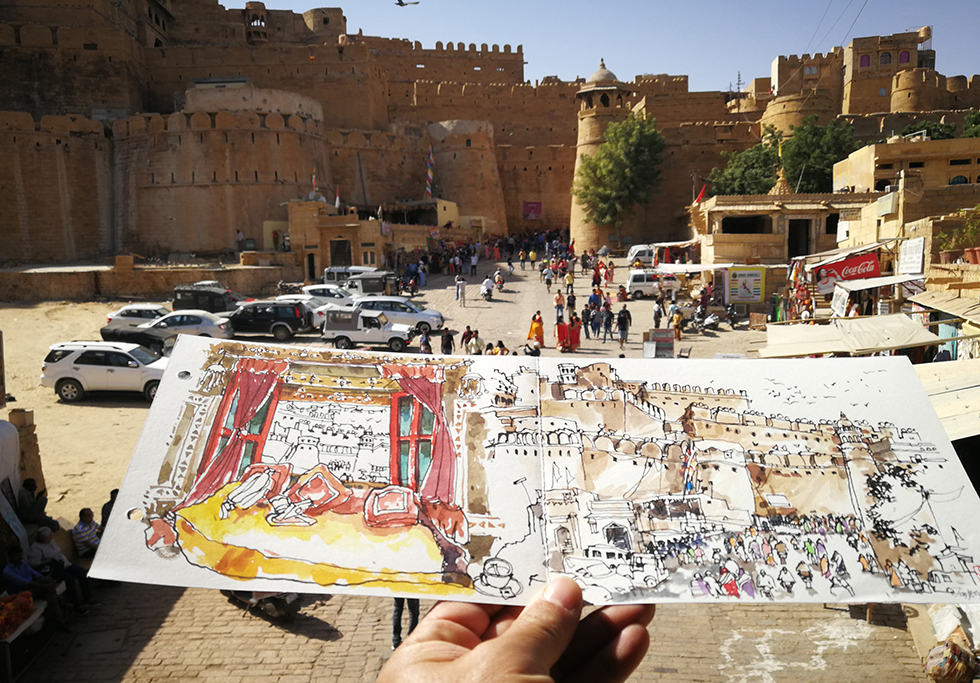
[{"xmin": 814, "ymin": 253, "xmax": 881, "ymax": 294}]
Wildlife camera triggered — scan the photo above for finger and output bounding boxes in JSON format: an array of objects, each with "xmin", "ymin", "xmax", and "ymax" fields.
[
  {"xmin": 562, "ymin": 623, "xmax": 651, "ymax": 683},
  {"xmin": 408, "ymin": 600, "xmax": 504, "ymax": 650},
  {"xmin": 482, "ymin": 576, "xmax": 583, "ymax": 675},
  {"xmin": 481, "ymin": 604, "xmax": 524, "ymax": 639},
  {"xmin": 552, "ymin": 603, "xmax": 656, "ymax": 677}
]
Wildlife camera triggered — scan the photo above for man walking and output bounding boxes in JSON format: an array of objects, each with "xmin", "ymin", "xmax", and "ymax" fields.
[
  {"xmin": 456, "ymin": 276, "xmax": 466, "ymax": 307},
  {"xmin": 617, "ymin": 304, "xmax": 633, "ymax": 350},
  {"xmin": 470, "ymin": 252, "xmax": 478, "ymax": 277}
]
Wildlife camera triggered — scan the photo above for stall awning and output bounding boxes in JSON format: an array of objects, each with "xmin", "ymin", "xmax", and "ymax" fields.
[
  {"xmin": 758, "ymin": 314, "xmax": 941, "ymax": 358},
  {"xmin": 650, "ymin": 239, "xmax": 699, "ymax": 248},
  {"xmin": 914, "ymin": 358, "xmax": 980, "ymax": 441},
  {"xmin": 910, "ymin": 291, "xmax": 980, "ymax": 326},
  {"xmin": 835, "ymin": 274, "xmax": 923, "ymax": 293},
  {"xmin": 646, "ymin": 263, "xmax": 735, "ymax": 274},
  {"xmin": 801, "ymin": 240, "xmax": 897, "ymax": 272}
]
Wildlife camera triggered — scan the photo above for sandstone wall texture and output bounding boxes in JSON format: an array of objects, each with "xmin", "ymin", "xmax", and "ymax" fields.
[{"xmin": 0, "ymin": 112, "xmax": 113, "ymax": 265}]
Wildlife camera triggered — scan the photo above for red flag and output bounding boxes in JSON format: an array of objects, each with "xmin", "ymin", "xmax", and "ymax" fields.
[{"xmin": 694, "ymin": 185, "xmax": 706, "ymax": 204}]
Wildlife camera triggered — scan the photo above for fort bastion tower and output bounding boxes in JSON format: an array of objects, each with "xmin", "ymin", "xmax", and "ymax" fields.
[{"xmin": 569, "ymin": 61, "xmax": 633, "ymax": 253}]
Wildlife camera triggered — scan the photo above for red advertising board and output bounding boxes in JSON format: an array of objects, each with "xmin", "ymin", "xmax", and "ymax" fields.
[
  {"xmin": 814, "ymin": 252, "xmax": 880, "ymax": 294},
  {"xmin": 522, "ymin": 201, "xmax": 542, "ymax": 220}
]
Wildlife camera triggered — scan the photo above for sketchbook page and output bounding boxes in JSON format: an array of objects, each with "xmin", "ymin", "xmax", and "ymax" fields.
[
  {"xmin": 533, "ymin": 356, "xmax": 980, "ymax": 605},
  {"xmin": 92, "ymin": 336, "xmax": 548, "ymax": 605}
]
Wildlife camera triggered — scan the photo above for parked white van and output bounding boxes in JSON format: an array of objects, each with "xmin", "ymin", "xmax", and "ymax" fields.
[
  {"xmin": 626, "ymin": 244, "xmax": 656, "ymax": 267},
  {"xmin": 625, "ymin": 270, "xmax": 682, "ymax": 299}
]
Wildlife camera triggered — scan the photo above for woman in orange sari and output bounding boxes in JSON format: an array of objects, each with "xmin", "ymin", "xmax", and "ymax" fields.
[
  {"xmin": 526, "ymin": 312, "xmax": 544, "ymax": 347},
  {"xmin": 555, "ymin": 315, "xmax": 569, "ymax": 351}
]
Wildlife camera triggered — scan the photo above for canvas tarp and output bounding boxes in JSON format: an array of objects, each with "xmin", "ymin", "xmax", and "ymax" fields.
[
  {"xmin": 834, "ymin": 274, "xmax": 923, "ymax": 293},
  {"xmin": 910, "ymin": 291, "xmax": 980, "ymax": 327},
  {"xmin": 914, "ymin": 357, "xmax": 980, "ymax": 441},
  {"xmin": 758, "ymin": 314, "xmax": 941, "ymax": 358}
]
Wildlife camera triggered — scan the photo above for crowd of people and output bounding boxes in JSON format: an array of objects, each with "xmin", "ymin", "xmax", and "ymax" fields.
[{"xmin": 1, "ymin": 479, "xmax": 117, "ymax": 631}]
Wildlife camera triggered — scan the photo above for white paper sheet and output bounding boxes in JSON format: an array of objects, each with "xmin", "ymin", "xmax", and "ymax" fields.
[{"xmin": 92, "ymin": 336, "xmax": 980, "ymax": 605}]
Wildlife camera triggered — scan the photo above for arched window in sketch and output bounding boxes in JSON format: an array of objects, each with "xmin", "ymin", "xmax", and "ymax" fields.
[
  {"xmin": 604, "ymin": 523, "xmax": 631, "ymax": 551},
  {"xmin": 391, "ymin": 393, "xmax": 435, "ymax": 491},
  {"xmin": 555, "ymin": 526, "xmax": 572, "ymax": 551}
]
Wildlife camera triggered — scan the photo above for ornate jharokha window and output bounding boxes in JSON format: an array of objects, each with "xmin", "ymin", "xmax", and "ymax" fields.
[{"xmin": 391, "ymin": 393, "xmax": 435, "ymax": 490}]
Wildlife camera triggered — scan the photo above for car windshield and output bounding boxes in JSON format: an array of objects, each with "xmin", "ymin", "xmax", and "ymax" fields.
[
  {"xmin": 402, "ymin": 301, "xmax": 422, "ymax": 313},
  {"xmin": 130, "ymin": 346, "xmax": 161, "ymax": 364}
]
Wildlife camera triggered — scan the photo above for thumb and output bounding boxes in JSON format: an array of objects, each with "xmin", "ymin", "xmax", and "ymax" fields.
[{"xmin": 486, "ymin": 577, "xmax": 583, "ymax": 676}]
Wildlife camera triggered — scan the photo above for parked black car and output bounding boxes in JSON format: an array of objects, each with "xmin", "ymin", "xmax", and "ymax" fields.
[
  {"xmin": 221, "ymin": 300, "xmax": 312, "ymax": 341},
  {"xmin": 173, "ymin": 283, "xmax": 247, "ymax": 313}
]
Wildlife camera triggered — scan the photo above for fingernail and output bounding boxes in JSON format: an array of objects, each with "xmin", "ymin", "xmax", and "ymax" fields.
[{"xmin": 543, "ymin": 577, "xmax": 581, "ymax": 611}]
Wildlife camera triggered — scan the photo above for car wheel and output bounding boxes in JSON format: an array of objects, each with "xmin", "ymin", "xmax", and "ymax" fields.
[
  {"xmin": 335, "ymin": 337, "xmax": 353, "ymax": 350},
  {"xmin": 389, "ymin": 338, "xmax": 407, "ymax": 353},
  {"xmin": 56, "ymin": 379, "xmax": 84, "ymax": 403},
  {"xmin": 272, "ymin": 326, "xmax": 292, "ymax": 342},
  {"xmin": 631, "ymin": 290, "xmax": 643, "ymax": 300},
  {"xmin": 417, "ymin": 322, "xmax": 431, "ymax": 334},
  {"xmin": 144, "ymin": 380, "xmax": 160, "ymax": 403},
  {"xmin": 200, "ymin": 334, "xmax": 211, "ymax": 338}
]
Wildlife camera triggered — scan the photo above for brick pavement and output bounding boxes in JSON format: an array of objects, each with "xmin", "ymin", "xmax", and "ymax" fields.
[{"xmin": 18, "ymin": 260, "xmax": 928, "ymax": 682}]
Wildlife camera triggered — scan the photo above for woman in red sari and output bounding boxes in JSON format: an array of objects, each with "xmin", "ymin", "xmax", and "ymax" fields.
[
  {"xmin": 555, "ymin": 315, "xmax": 569, "ymax": 351},
  {"xmin": 567, "ymin": 314, "xmax": 582, "ymax": 351}
]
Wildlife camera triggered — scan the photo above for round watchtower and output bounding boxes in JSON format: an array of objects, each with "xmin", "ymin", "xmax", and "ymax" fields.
[{"xmin": 569, "ymin": 60, "xmax": 633, "ymax": 253}]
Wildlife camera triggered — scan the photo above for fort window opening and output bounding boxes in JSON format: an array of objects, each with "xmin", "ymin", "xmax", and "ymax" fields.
[
  {"xmin": 879, "ymin": 88, "xmax": 887, "ymax": 97},
  {"xmin": 720, "ymin": 215, "xmax": 772, "ymax": 235},
  {"xmin": 880, "ymin": 52, "xmax": 892, "ymax": 65},
  {"xmin": 950, "ymin": 175, "xmax": 969, "ymax": 185},
  {"xmin": 83, "ymin": 43, "xmax": 98, "ymax": 50},
  {"xmin": 586, "ymin": 95, "xmax": 594, "ymax": 109},
  {"xmin": 900, "ymin": 50, "xmax": 910, "ymax": 64},
  {"xmin": 950, "ymin": 159, "xmax": 971, "ymax": 166},
  {"xmin": 466, "ymin": 139, "xmax": 471, "ymax": 147},
  {"xmin": 600, "ymin": 93, "xmax": 610, "ymax": 107},
  {"xmin": 909, "ymin": 161, "xmax": 924, "ymax": 168},
  {"xmin": 859, "ymin": 55, "xmax": 871, "ymax": 68},
  {"xmin": 825, "ymin": 213, "xmax": 839, "ymax": 235},
  {"xmin": 322, "ymin": 17, "xmax": 329, "ymax": 25}
]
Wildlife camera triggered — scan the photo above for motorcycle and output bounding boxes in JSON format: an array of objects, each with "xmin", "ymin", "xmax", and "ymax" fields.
[
  {"xmin": 691, "ymin": 304, "xmax": 721, "ymax": 333},
  {"xmin": 399, "ymin": 276, "xmax": 419, "ymax": 297},
  {"xmin": 495, "ymin": 275, "xmax": 504, "ymax": 292},
  {"xmin": 276, "ymin": 280, "xmax": 302, "ymax": 295},
  {"xmin": 726, "ymin": 303, "xmax": 739, "ymax": 330},
  {"xmin": 482, "ymin": 287, "xmax": 493, "ymax": 301},
  {"xmin": 221, "ymin": 590, "xmax": 301, "ymax": 621}
]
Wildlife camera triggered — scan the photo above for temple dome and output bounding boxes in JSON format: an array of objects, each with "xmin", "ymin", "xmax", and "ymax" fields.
[{"xmin": 587, "ymin": 59, "xmax": 617, "ymax": 84}]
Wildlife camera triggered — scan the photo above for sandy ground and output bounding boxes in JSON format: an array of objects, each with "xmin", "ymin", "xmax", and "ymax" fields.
[{"xmin": 0, "ymin": 264, "xmax": 765, "ymax": 527}]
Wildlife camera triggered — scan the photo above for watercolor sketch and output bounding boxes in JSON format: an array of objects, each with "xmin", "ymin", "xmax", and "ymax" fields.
[{"xmin": 92, "ymin": 335, "xmax": 980, "ymax": 605}]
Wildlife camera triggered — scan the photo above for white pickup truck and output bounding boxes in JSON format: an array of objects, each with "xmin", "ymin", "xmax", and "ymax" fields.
[{"xmin": 320, "ymin": 309, "xmax": 416, "ymax": 352}]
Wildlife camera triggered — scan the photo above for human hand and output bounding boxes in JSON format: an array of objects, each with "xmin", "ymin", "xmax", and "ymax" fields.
[{"xmin": 377, "ymin": 576, "xmax": 655, "ymax": 683}]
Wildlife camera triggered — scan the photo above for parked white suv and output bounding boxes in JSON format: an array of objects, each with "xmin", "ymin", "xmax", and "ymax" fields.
[{"xmin": 41, "ymin": 342, "xmax": 168, "ymax": 403}]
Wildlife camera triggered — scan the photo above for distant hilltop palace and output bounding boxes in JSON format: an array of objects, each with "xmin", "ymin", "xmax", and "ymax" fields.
[{"xmin": 2, "ymin": 0, "xmax": 979, "ymax": 264}]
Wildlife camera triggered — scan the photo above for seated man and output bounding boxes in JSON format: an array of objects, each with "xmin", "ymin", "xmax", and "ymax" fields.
[
  {"xmin": 3, "ymin": 544, "xmax": 67, "ymax": 628},
  {"xmin": 71, "ymin": 508, "xmax": 101, "ymax": 559},
  {"xmin": 17, "ymin": 479, "xmax": 59, "ymax": 531},
  {"xmin": 28, "ymin": 528, "xmax": 97, "ymax": 613}
]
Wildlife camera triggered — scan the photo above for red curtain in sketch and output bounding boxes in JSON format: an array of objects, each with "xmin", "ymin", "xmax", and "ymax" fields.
[
  {"xmin": 182, "ymin": 358, "xmax": 286, "ymax": 508},
  {"xmin": 379, "ymin": 364, "xmax": 456, "ymax": 505}
]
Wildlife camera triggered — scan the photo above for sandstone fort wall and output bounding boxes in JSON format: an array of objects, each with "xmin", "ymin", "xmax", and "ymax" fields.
[
  {"xmin": 0, "ymin": 112, "xmax": 113, "ymax": 265},
  {"xmin": 111, "ymin": 110, "xmax": 329, "ymax": 256},
  {"xmin": 0, "ymin": 23, "xmax": 146, "ymax": 119}
]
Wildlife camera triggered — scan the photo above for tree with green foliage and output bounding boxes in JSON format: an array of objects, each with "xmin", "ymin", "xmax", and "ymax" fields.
[
  {"xmin": 571, "ymin": 113, "xmax": 666, "ymax": 227},
  {"xmin": 781, "ymin": 115, "xmax": 856, "ymax": 193},
  {"xmin": 900, "ymin": 120, "xmax": 956, "ymax": 140},
  {"xmin": 963, "ymin": 111, "xmax": 980, "ymax": 138},
  {"xmin": 707, "ymin": 126, "xmax": 782, "ymax": 195}
]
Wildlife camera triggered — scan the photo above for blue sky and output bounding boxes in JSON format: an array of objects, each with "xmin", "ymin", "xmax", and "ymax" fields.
[{"xmin": 265, "ymin": 0, "xmax": 980, "ymax": 93}]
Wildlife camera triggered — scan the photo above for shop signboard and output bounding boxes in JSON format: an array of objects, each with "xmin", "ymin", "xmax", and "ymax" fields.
[
  {"xmin": 898, "ymin": 237, "xmax": 925, "ymax": 275},
  {"xmin": 728, "ymin": 267, "xmax": 765, "ymax": 303},
  {"xmin": 814, "ymin": 252, "xmax": 880, "ymax": 295}
]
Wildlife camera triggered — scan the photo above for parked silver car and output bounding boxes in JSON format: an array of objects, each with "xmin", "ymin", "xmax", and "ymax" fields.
[
  {"xmin": 138, "ymin": 309, "xmax": 235, "ymax": 338},
  {"xmin": 41, "ymin": 341, "xmax": 167, "ymax": 403},
  {"xmin": 341, "ymin": 296, "xmax": 444, "ymax": 333}
]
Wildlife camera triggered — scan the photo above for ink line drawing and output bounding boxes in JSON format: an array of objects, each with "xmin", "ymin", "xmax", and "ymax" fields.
[{"xmin": 92, "ymin": 336, "xmax": 980, "ymax": 605}]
